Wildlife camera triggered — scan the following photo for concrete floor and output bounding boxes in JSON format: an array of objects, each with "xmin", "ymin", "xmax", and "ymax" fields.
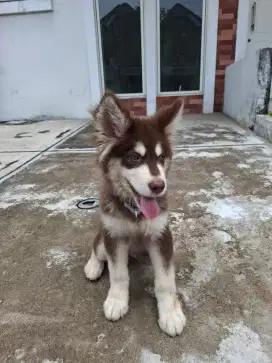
[
  {"xmin": 0, "ymin": 120, "xmax": 88, "ymax": 180},
  {"xmin": 0, "ymin": 114, "xmax": 272, "ymax": 363}
]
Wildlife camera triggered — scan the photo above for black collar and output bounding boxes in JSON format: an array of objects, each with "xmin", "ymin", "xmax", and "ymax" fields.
[{"xmin": 124, "ymin": 198, "xmax": 141, "ymax": 218}]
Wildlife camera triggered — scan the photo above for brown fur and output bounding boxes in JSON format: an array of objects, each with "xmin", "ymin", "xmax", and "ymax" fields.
[
  {"xmin": 158, "ymin": 226, "xmax": 174, "ymax": 267},
  {"xmin": 90, "ymin": 92, "xmax": 183, "ymax": 258},
  {"xmin": 85, "ymin": 92, "xmax": 186, "ymax": 336}
]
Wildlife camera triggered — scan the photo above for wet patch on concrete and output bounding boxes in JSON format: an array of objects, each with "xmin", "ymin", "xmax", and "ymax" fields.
[
  {"xmin": 0, "ymin": 120, "xmax": 87, "ymax": 182},
  {"xmin": 14, "ymin": 132, "xmax": 32, "ymax": 139},
  {"xmin": 0, "ymin": 120, "xmax": 87, "ymax": 153},
  {"xmin": 57, "ymin": 114, "xmax": 264, "ymax": 150},
  {"xmin": 0, "ymin": 141, "xmax": 272, "ymax": 362},
  {"xmin": 174, "ymin": 117, "xmax": 263, "ymax": 146},
  {"xmin": 0, "ymin": 160, "xmax": 18, "ymax": 171},
  {"xmin": 56, "ymin": 129, "xmax": 71, "ymax": 139},
  {"xmin": 0, "ymin": 169, "xmax": 99, "ymax": 227},
  {"xmin": 175, "ymin": 125, "xmax": 247, "ymax": 145},
  {"xmin": 58, "ymin": 123, "xmax": 96, "ymax": 149},
  {"xmin": 0, "ymin": 152, "xmax": 39, "ymax": 179}
]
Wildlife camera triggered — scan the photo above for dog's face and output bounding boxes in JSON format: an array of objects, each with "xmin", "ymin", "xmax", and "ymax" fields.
[{"xmin": 92, "ymin": 92, "xmax": 183, "ymax": 218}]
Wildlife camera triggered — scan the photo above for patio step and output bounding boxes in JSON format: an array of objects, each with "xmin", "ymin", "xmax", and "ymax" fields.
[{"xmin": 255, "ymin": 114, "xmax": 272, "ymax": 143}]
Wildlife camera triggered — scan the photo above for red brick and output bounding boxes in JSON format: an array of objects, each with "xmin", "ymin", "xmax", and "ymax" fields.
[
  {"xmin": 188, "ymin": 95, "xmax": 203, "ymax": 100},
  {"xmin": 219, "ymin": 44, "xmax": 234, "ymax": 53},
  {"xmin": 218, "ymin": 34, "xmax": 234, "ymax": 41},
  {"xmin": 219, "ymin": 59, "xmax": 233, "ymax": 66},
  {"xmin": 132, "ymin": 104, "xmax": 145, "ymax": 110},
  {"xmin": 133, "ymin": 101, "xmax": 145, "ymax": 108},
  {"xmin": 220, "ymin": 53, "xmax": 232, "ymax": 60},
  {"xmin": 219, "ymin": 23, "xmax": 236, "ymax": 31},
  {"xmin": 221, "ymin": 29, "xmax": 234, "ymax": 36},
  {"xmin": 219, "ymin": 13, "xmax": 235, "ymax": 20},
  {"xmin": 157, "ymin": 96, "xmax": 203, "ymax": 113},
  {"xmin": 189, "ymin": 98, "xmax": 203, "ymax": 105},
  {"xmin": 214, "ymin": 0, "xmax": 238, "ymax": 111},
  {"xmin": 120, "ymin": 97, "xmax": 147, "ymax": 115}
]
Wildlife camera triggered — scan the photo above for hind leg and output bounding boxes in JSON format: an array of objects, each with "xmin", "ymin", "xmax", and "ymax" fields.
[{"xmin": 84, "ymin": 232, "xmax": 106, "ymax": 281}]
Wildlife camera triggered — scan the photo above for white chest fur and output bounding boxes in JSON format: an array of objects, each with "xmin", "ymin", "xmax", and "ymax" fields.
[{"xmin": 100, "ymin": 212, "xmax": 168, "ymax": 241}]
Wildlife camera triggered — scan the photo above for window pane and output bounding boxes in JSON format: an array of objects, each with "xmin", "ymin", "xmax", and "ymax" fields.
[
  {"xmin": 159, "ymin": 0, "xmax": 203, "ymax": 92},
  {"xmin": 98, "ymin": 0, "xmax": 143, "ymax": 94}
]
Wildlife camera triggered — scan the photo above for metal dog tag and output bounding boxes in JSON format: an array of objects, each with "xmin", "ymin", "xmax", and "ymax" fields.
[{"xmin": 124, "ymin": 200, "xmax": 141, "ymax": 218}]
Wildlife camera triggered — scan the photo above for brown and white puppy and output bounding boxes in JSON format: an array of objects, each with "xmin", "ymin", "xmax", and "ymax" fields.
[{"xmin": 84, "ymin": 91, "xmax": 186, "ymax": 337}]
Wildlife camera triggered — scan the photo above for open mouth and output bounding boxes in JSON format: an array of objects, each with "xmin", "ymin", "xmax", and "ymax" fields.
[
  {"xmin": 136, "ymin": 195, "xmax": 160, "ymax": 219},
  {"xmin": 126, "ymin": 180, "xmax": 161, "ymax": 219}
]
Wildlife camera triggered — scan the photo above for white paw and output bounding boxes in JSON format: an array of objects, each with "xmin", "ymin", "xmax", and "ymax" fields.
[
  {"xmin": 158, "ymin": 302, "xmax": 186, "ymax": 337},
  {"xmin": 84, "ymin": 254, "xmax": 104, "ymax": 281},
  {"xmin": 103, "ymin": 296, "xmax": 129, "ymax": 321}
]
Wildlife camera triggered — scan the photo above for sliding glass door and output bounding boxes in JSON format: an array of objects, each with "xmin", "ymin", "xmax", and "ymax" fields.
[
  {"xmin": 95, "ymin": 0, "xmax": 205, "ymax": 99},
  {"xmin": 96, "ymin": 0, "xmax": 144, "ymax": 96},
  {"xmin": 158, "ymin": 0, "xmax": 205, "ymax": 94}
]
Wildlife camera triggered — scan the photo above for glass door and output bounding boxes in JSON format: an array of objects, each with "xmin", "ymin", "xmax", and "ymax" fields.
[
  {"xmin": 157, "ymin": 0, "xmax": 205, "ymax": 95},
  {"xmin": 95, "ymin": 0, "xmax": 145, "ymax": 97},
  {"xmin": 94, "ymin": 0, "xmax": 206, "ymax": 108}
]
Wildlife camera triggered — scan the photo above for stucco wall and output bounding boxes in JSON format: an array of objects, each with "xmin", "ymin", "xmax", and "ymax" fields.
[
  {"xmin": 0, "ymin": 0, "xmax": 91, "ymax": 121},
  {"xmin": 224, "ymin": 0, "xmax": 272, "ymax": 127},
  {"xmin": 224, "ymin": 48, "xmax": 272, "ymax": 128}
]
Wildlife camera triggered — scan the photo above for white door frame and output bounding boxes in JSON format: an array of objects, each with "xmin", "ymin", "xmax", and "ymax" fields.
[
  {"xmin": 84, "ymin": 0, "xmax": 219, "ymax": 114},
  {"xmin": 143, "ymin": 0, "xmax": 157, "ymax": 115},
  {"xmin": 83, "ymin": 0, "xmax": 102, "ymax": 107},
  {"xmin": 203, "ymin": 0, "xmax": 219, "ymax": 113},
  {"xmin": 235, "ymin": 0, "xmax": 250, "ymax": 62}
]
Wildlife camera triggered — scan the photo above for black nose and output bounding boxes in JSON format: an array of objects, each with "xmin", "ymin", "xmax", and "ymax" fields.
[{"xmin": 148, "ymin": 179, "xmax": 165, "ymax": 194}]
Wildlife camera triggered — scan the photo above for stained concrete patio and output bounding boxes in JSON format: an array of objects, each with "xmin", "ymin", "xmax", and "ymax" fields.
[
  {"xmin": 0, "ymin": 120, "xmax": 88, "ymax": 181},
  {"xmin": 0, "ymin": 115, "xmax": 272, "ymax": 363}
]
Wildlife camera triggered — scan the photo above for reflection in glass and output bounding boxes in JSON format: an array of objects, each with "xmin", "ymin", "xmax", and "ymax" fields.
[
  {"xmin": 159, "ymin": 0, "xmax": 203, "ymax": 92},
  {"xmin": 98, "ymin": 0, "xmax": 143, "ymax": 94}
]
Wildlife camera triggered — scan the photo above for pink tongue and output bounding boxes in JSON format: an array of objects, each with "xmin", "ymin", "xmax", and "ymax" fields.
[{"xmin": 139, "ymin": 196, "xmax": 160, "ymax": 219}]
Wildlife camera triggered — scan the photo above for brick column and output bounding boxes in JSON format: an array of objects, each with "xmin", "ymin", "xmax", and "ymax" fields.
[
  {"xmin": 121, "ymin": 98, "xmax": 147, "ymax": 116},
  {"xmin": 214, "ymin": 0, "xmax": 239, "ymax": 112},
  {"xmin": 156, "ymin": 95, "xmax": 203, "ymax": 113}
]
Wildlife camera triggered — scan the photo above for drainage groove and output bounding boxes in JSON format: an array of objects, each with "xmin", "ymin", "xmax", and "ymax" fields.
[{"xmin": 77, "ymin": 198, "xmax": 99, "ymax": 210}]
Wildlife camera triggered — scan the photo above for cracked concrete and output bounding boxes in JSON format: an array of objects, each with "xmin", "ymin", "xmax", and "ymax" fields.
[{"xmin": 0, "ymin": 115, "xmax": 272, "ymax": 363}]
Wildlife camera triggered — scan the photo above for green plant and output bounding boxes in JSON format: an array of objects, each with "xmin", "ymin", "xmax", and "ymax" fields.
[{"xmin": 268, "ymin": 111, "xmax": 272, "ymax": 117}]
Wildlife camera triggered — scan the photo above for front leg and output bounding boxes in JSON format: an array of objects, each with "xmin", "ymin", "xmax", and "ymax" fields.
[
  {"xmin": 103, "ymin": 233, "xmax": 129, "ymax": 321},
  {"xmin": 84, "ymin": 231, "xmax": 106, "ymax": 281},
  {"xmin": 148, "ymin": 227, "xmax": 186, "ymax": 337}
]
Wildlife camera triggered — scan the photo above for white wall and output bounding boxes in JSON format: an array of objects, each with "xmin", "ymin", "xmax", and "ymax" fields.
[
  {"xmin": 247, "ymin": 0, "xmax": 272, "ymax": 54},
  {"xmin": 269, "ymin": 81, "xmax": 272, "ymax": 113},
  {"xmin": 224, "ymin": 47, "xmax": 272, "ymax": 128},
  {"xmin": 224, "ymin": 50, "xmax": 260, "ymax": 127},
  {"xmin": 224, "ymin": 0, "xmax": 272, "ymax": 126},
  {"xmin": 0, "ymin": 0, "xmax": 92, "ymax": 121}
]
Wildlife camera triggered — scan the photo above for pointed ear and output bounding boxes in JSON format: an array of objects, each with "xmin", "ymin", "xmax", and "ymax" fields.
[
  {"xmin": 154, "ymin": 99, "xmax": 184, "ymax": 139},
  {"xmin": 91, "ymin": 91, "xmax": 131, "ymax": 139},
  {"xmin": 90, "ymin": 91, "xmax": 131, "ymax": 162}
]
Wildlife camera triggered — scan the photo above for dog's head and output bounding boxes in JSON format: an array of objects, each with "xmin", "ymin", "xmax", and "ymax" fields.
[{"xmin": 92, "ymin": 91, "xmax": 183, "ymax": 219}]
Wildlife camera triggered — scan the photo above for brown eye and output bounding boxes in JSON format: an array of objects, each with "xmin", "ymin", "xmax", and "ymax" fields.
[
  {"xmin": 126, "ymin": 152, "xmax": 141, "ymax": 163},
  {"xmin": 158, "ymin": 155, "xmax": 165, "ymax": 162}
]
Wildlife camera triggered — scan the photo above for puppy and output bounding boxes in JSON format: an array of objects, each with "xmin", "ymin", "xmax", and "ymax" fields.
[{"xmin": 84, "ymin": 91, "xmax": 186, "ymax": 337}]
